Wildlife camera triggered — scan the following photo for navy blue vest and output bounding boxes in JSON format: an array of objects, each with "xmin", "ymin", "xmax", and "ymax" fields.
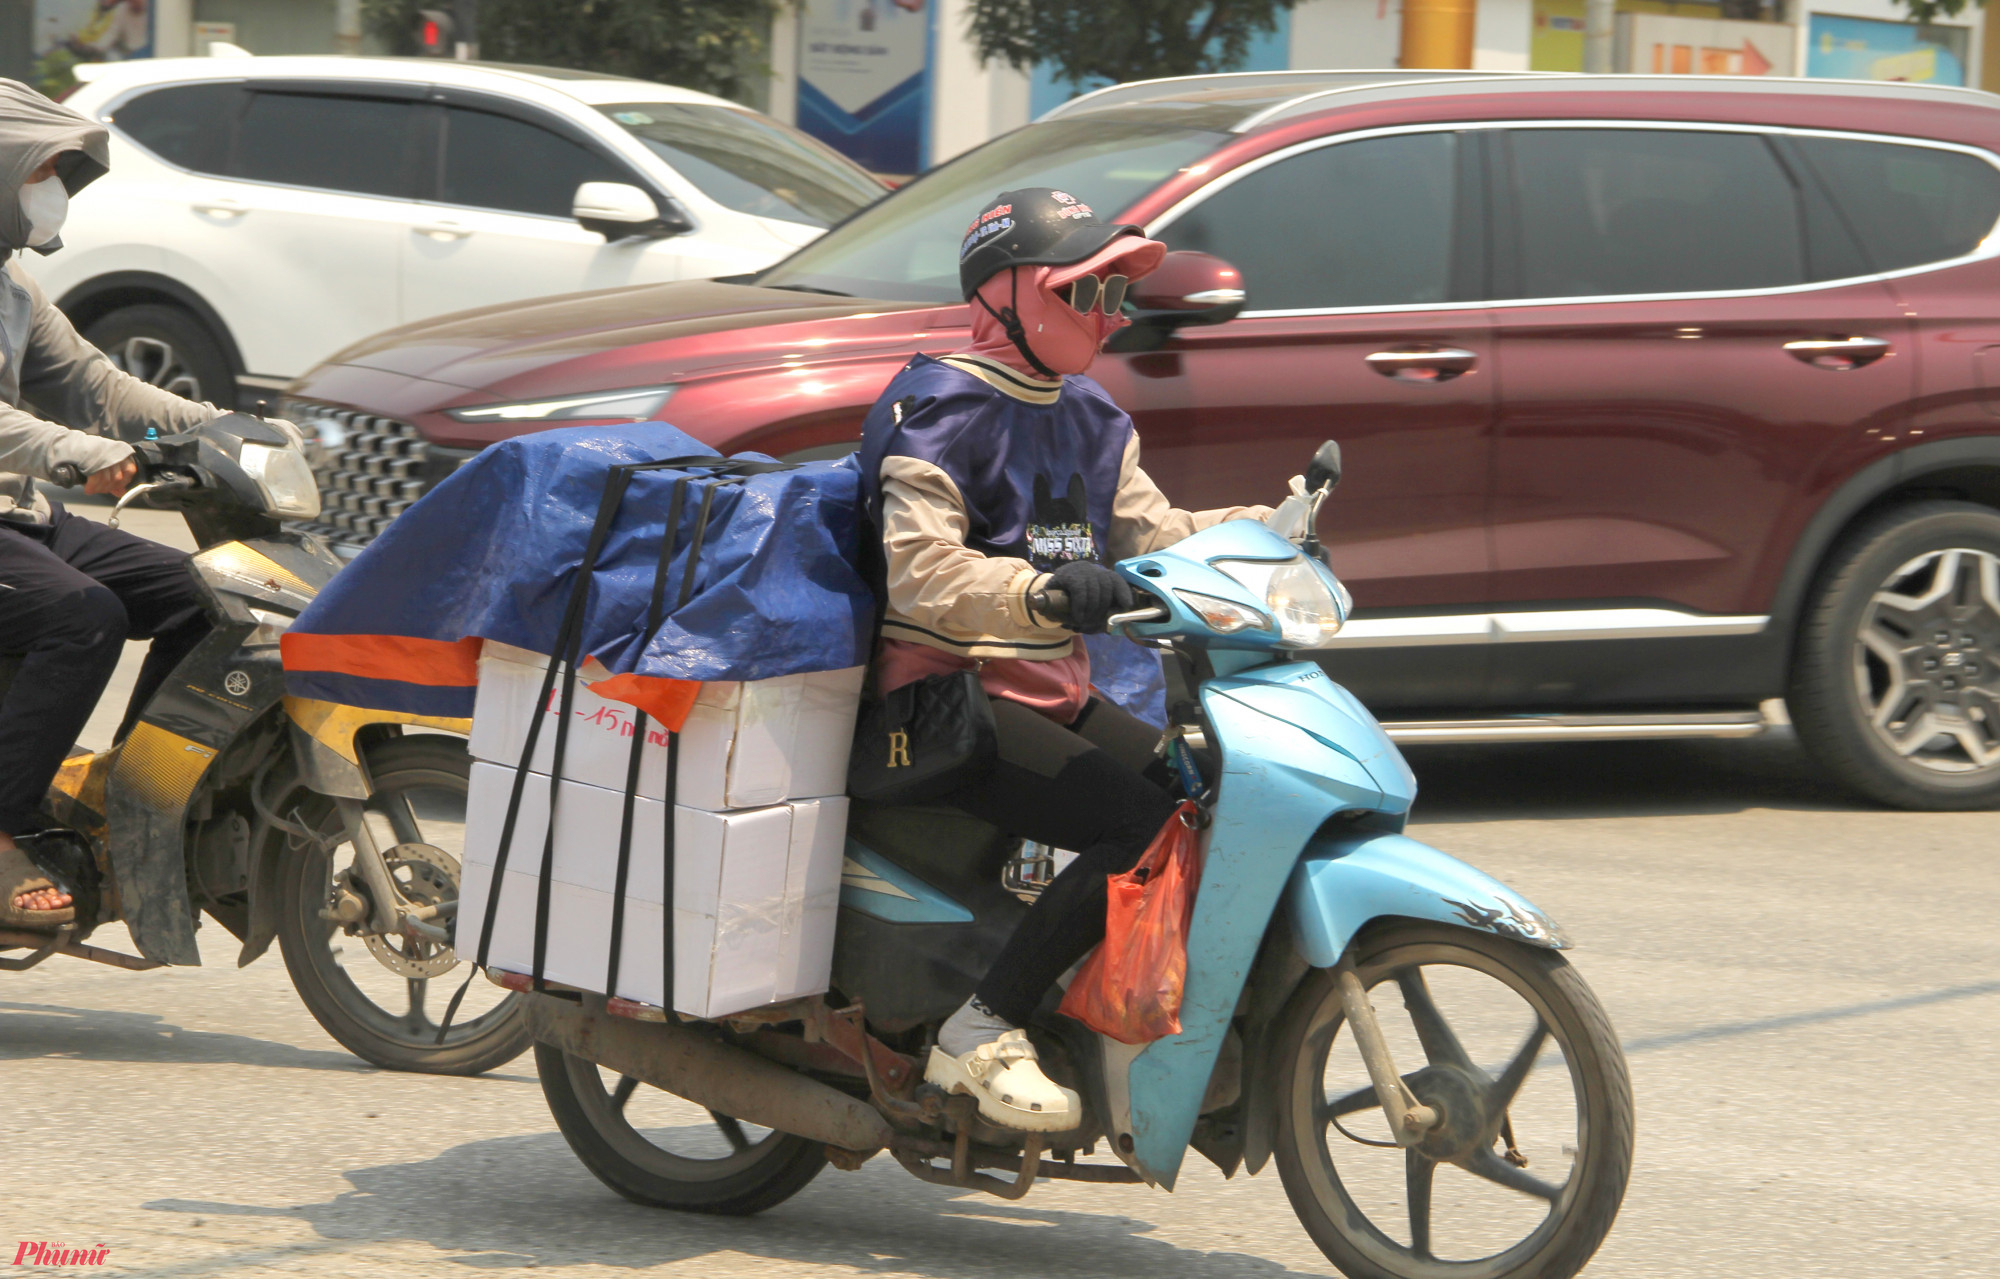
[{"xmin": 858, "ymin": 355, "xmax": 1132, "ymax": 573}]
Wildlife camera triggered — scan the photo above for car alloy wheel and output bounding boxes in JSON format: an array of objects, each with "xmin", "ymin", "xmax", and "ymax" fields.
[
  {"xmin": 105, "ymin": 334, "xmax": 204, "ymax": 400},
  {"xmin": 1853, "ymin": 547, "xmax": 2000, "ymax": 773},
  {"xmin": 1790, "ymin": 501, "xmax": 2000, "ymax": 809}
]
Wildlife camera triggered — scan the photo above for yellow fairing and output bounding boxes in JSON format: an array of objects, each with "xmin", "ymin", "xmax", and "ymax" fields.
[
  {"xmin": 114, "ymin": 724, "xmax": 218, "ymax": 811},
  {"xmin": 283, "ymin": 696, "xmax": 471, "ymax": 764}
]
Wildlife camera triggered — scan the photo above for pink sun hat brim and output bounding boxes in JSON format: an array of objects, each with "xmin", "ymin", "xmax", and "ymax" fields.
[{"xmin": 1046, "ymin": 234, "xmax": 1168, "ymax": 288}]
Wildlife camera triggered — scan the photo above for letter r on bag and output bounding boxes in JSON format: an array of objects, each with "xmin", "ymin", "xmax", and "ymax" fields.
[{"xmin": 886, "ymin": 730, "xmax": 911, "ymax": 769}]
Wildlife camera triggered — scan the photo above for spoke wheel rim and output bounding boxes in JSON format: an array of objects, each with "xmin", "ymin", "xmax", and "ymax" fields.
[
  {"xmin": 108, "ymin": 335, "xmax": 203, "ymax": 400},
  {"xmin": 559, "ymin": 1052, "xmax": 790, "ymax": 1182},
  {"xmin": 300, "ymin": 770, "xmax": 516, "ymax": 1047},
  {"xmin": 1294, "ymin": 942, "xmax": 1588, "ymax": 1277},
  {"xmin": 1853, "ymin": 547, "xmax": 2000, "ymax": 775}
]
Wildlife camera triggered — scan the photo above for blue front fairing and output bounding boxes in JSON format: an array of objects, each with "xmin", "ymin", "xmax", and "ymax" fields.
[{"xmin": 1119, "ymin": 661, "xmax": 1406, "ymax": 1187}]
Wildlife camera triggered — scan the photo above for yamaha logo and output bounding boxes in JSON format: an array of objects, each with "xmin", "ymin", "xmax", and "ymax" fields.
[{"xmin": 223, "ymin": 671, "xmax": 252, "ymax": 697}]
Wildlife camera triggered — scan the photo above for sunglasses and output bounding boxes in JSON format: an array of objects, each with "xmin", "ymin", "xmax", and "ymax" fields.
[{"xmin": 1063, "ymin": 273, "xmax": 1129, "ymax": 316}]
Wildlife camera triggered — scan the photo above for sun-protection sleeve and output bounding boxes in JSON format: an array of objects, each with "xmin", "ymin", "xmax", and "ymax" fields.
[
  {"xmin": 879, "ymin": 454, "xmax": 1071, "ymax": 653},
  {"xmin": 1108, "ymin": 434, "xmax": 1272, "ymax": 558},
  {"xmin": 12, "ymin": 262, "xmax": 219, "ymax": 449}
]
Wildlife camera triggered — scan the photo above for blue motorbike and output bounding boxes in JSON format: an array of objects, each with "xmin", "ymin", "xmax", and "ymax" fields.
[{"xmin": 527, "ymin": 443, "xmax": 1634, "ymax": 1279}]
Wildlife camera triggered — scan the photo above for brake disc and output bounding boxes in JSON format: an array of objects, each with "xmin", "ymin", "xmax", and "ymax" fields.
[{"xmin": 361, "ymin": 842, "xmax": 462, "ymax": 979}]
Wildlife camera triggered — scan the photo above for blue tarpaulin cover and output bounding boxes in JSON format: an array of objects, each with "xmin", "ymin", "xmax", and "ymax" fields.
[{"xmin": 281, "ymin": 424, "xmax": 877, "ymax": 721}]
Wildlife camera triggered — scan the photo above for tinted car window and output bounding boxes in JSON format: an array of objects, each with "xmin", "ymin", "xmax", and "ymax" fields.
[
  {"xmin": 238, "ymin": 92, "xmax": 417, "ymax": 198},
  {"xmin": 1157, "ymin": 132, "xmax": 1459, "ymax": 311},
  {"xmin": 600, "ymin": 102, "xmax": 881, "ymax": 228},
  {"xmin": 441, "ymin": 106, "xmax": 626, "ymax": 218},
  {"xmin": 1508, "ymin": 129, "xmax": 1803, "ymax": 297},
  {"xmin": 109, "ymin": 82, "xmax": 242, "ymax": 175},
  {"xmin": 758, "ymin": 110, "xmax": 1226, "ymax": 302},
  {"xmin": 1794, "ymin": 136, "xmax": 2000, "ymax": 274}
]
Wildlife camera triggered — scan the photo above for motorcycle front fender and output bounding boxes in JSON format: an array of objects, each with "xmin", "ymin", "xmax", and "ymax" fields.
[{"xmin": 1286, "ymin": 831, "xmax": 1570, "ymax": 969}]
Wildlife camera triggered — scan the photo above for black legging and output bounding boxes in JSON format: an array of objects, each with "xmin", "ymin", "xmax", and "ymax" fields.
[{"xmin": 941, "ymin": 695, "xmax": 1179, "ymax": 1028}]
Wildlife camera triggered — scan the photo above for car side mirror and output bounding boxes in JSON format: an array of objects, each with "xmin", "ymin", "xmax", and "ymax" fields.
[
  {"xmin": 574, "ymin": 181, "xmax": 691, "ymax": 241},
  {"xmin": 1106, "ymin": 250, "xmax": 1247, "ymax": 353}
]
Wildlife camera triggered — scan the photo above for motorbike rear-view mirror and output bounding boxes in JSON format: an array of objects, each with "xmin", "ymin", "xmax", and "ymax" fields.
[
  {"xmin": 1107, "ymin": 251, "xmax": 1247, "ymax": 353},
  {"xmin": 1306, "ymin": 440, "xmax": 1342, "ymax": 494}
]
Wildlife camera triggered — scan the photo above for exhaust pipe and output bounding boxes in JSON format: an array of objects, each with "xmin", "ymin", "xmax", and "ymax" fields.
[{"xmin": 525, "ymin": 994, "xmax": 894, "ymax": 1153}]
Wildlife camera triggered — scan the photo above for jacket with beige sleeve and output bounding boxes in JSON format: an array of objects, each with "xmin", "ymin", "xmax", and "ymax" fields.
[{"xmin": 857, "ymin": 353, "xmax": 1269, "ymax": 661}]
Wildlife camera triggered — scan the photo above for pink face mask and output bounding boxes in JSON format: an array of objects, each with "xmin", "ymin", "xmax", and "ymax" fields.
[{"xmin": 961, "ymin": 237, "xmax": 1167, "ymax": 379}]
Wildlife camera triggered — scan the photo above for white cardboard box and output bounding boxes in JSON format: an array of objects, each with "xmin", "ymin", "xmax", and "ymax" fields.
[
  {"xmin": 468, "ymin": 641, "xmax": 863, "ymax": 810},
  {"xmin": 455, "ymin": 761, "xmax": 846, "ymax": 1018}
]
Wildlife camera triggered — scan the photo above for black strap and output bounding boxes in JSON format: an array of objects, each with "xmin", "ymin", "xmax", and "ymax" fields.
[
  {"xmin": 462, "ymin": 450, "xmax": 805, "ymax": 1016},
  {"xmin": 605, "ymin": 476, "xmax": 689, "ymax": 996},
  {"xmin": 476, "ymin": 464, "xmax": 634, "ymax": 974},
  {"xmin": 659, "ymin": 481, "xmax": 721, "ymax": 1006},
  {"xmin": 973, "ymin": 267, "xmax": 1060, "ymax": 381}
]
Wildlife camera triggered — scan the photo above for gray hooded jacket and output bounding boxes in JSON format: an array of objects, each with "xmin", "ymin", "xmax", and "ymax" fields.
[{"xmin": 0, "ymin": 78, "xmax": 217, "ymax": 524}]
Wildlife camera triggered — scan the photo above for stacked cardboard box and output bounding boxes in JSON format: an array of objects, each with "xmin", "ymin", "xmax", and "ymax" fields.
[{"xmin": 457, "ymin": 643, "xmax": 864, "ymax": 1019}]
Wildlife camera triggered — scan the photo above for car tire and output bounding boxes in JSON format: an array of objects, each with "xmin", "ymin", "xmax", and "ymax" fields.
[
  {"xmin": 1789, "ymin": 500, "xmax": 2000, "ymax": 809},
  {"xmin": 83, "ymin": 303, "xmax": 235, "ymax": 417}
]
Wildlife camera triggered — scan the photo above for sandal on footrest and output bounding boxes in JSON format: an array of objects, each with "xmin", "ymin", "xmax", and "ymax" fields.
[{"xmin": 1, "ymin": 844, "xmax": 75, "ymax": 929}]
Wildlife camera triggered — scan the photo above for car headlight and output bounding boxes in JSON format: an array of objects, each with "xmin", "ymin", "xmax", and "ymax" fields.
[
  {"xmin": 1213, "ymin": 556, "xmax": 1348, "ymax": 647},
  {"xmin": 446, "ymin": 385, "xmax": 677, "ymax": 422},
  {"xmin": 238, "ymin": 441, "xmax": 322, "ymax": 520}
]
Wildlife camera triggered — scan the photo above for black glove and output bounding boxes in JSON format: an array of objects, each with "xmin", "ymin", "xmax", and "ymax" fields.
[{"xmin": 1046, "ymin": 560, "xmax": 1134, "ymax": 635}]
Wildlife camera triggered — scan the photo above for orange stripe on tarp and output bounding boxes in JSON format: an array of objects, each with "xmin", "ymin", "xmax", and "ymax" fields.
[
  {"xmin": 280, "ymin": 633, "xmax": 484, "ymax": 687},
  {"xmin": 587, "ymin": 670, "xmax": 702, "ymax": 733}
]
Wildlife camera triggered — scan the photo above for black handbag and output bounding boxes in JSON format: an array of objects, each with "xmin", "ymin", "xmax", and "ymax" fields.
[{"xmin": 848, "ymin": 669, "xmax": 996, "ymax": 804}]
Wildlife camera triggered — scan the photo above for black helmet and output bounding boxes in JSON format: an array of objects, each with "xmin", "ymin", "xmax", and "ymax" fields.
[{"xmin": 958, "ymin": 188, "xmax": 1142, "ymax": 301}]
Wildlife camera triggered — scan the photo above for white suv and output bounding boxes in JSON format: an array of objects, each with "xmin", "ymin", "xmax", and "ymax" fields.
[{"xmin": 29, "ymin": 56, "xmax": 886, "ymax": 412}]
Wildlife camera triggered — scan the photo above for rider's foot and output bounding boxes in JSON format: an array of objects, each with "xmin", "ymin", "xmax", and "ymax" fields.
[
  {"xmin": 1, "ymin": 841, "xmax": 75, "ymax": 926},
  {"xmin": 926, "ymin": 997, "xmax": 1080, "ymax": 1132}
]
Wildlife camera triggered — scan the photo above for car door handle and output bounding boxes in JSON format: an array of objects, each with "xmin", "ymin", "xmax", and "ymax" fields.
[
  {"xmin": 1783, "ymin": 336, "xmax": 1892, "ymax": 371},
  {"xmin": 1364, "ymin": 347, "xmax": 1478, "ymax": 383},
  {"xmin": 191, "ymin": 197, "xmax": 247, "ymax": 216},
  {"xmin": 412, "ymin": 220, "xmax": 472, "ymax": 241}
]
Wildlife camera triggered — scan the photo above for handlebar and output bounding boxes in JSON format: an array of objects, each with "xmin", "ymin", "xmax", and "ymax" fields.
[{"xmin": 1029, "ymin": 584, "xmax": 1170, "ymax": 631}]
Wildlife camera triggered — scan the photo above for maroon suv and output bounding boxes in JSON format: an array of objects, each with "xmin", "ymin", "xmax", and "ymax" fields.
[{"xmin": 284, "ymin": 71, "xmax": 2000, "ymax": 809}]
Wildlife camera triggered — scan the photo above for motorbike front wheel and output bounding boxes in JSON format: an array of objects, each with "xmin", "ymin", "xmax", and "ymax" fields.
[
  {"xmin": 277, "ymin": 734, "xmax": 530, "ymax": 1075},
  {"xmin": 535, "ymin": 1043, "xmax": 828, "ymax": 1214},
  {"xmin": 1273, "ymin": 922, "xmax": 1633, "ymax": 1279}
]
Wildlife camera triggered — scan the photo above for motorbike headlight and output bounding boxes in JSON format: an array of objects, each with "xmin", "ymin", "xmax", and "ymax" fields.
[
  {"xmin": 446, "ymin": 385, "xmax": 677, "ymax": 422},
  {"xmin": 1174, "ymin": 589, "xmax": 1269, "ymax": 634},
  {"xmin": 238, "ymin": 441, "xmax": 322, "ymax": 519},
  {"xmin": 1214, "ymin": 556, "xmax": 1349, "ymax": 647}
]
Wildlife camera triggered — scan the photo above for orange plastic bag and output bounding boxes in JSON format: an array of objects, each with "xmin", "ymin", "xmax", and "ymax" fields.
[{"xmin": 1058, "ymin": 801, "xmax": 1202, "ymax": 1044}]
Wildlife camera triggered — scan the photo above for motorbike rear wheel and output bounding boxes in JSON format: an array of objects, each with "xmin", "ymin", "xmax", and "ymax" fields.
[
  {"xmin": 535, "ymin": 1043, "xmax": 828, "ymax": 1214},
  {"xmin": 277, "ymin": 734, "xmax": 530, "ymax": 1075},
  {"xmin": 1273, "ymin": 922, "xmax": 1632, "ymax": 1279}
]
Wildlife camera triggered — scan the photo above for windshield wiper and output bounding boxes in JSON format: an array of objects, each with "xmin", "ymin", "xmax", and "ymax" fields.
[{"xmin": 763, "ymin": 283, "xmax": 853, "ymax": 297}]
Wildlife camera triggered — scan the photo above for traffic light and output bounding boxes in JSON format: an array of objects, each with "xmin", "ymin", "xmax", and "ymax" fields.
[{"xmin": 416, "ymin": 8, "xmax": 455, "ymax": 57}]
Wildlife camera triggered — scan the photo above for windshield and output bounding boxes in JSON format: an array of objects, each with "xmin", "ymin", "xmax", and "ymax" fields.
[
  {"xmin": 755, "ymin": 111, "xmax": 1229, "ymax": 302},
  {"xmin": 599, "ymin": 102, "xmax": 885, "ymax": 228}
]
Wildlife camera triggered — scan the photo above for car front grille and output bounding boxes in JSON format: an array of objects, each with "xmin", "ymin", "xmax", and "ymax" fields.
[{"xmin": 283, "ymin": 399, "xmax": 456, "ymax": 552}]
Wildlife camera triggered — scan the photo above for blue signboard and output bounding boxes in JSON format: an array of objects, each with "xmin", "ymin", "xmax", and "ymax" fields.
[
  {"xmin": 1806, "ymin": 13, "xmax": 1968, "ymax": 86},
  {"xmin": 797, "ymin": 0, "xmax": 932, "ymax": 176}
]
